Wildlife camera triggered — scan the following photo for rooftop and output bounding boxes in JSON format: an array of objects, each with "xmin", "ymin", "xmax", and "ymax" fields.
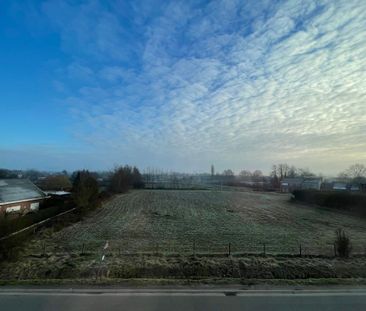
[
  {"xmin": 0, "ymin": 179, "xmax": 46, "ymax": 204},
  {"xmin": 281, "ymin": 178, "xmax": 304, "ymax": 183}
]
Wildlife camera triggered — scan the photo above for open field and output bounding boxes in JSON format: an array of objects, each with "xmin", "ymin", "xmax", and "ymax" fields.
[
  {"xmin": 26, "ymin": 189, "xmax": 366, "ymax": 255},
  {"xmin": 2, "ymin": 189, "xmax": 366, "ymax": 281}
]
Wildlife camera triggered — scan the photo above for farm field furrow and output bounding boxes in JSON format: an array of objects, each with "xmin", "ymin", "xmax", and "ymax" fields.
[{"xmin": 44, "ymin": 189, "xmax": 366, "ymax": 254}]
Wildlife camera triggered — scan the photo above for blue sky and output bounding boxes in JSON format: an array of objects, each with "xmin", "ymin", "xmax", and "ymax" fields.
[{"xmin": 0, "ymin": 0, "xmax": 365, "ymax": 174}]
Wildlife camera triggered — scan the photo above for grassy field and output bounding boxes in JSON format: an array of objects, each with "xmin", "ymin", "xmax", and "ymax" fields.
[
  {"xmin": 2, "ymin": 189, "xmax": 366, "ymax": 281},
  {"xmin": 30, "ymin": 189, "xmax": 366, "ymax": 255}
]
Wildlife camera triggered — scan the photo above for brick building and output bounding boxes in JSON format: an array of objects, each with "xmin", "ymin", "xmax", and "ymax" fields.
[{"xmin": 0, "ymin": 179, "xmax": 47, "ymax": 215}]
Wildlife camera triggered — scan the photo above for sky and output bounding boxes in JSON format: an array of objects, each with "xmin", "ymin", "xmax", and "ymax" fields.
[{"xmin": 0, "ymin": 0, "xmax": 365, "ymax": 175}]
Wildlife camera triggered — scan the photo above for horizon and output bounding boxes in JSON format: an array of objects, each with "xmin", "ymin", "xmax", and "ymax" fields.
[
  {"xmin": 1, "ymin": 0, "xmax": 366, "ymax": 175},
  {"xmin": 0, "ymin": 164, "xmax": 342, "ymax": 179}
]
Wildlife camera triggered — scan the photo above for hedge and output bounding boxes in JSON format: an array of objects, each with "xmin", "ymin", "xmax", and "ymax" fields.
[{"xmin": 292, "ymin": 190, "xmax": 366, "ymax": 216}]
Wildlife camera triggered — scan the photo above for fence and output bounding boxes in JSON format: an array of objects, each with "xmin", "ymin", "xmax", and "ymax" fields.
[
  {"xmin": 0, "ymin": 208, "xmax": 76, "ymax": 242},
  {"xmin": 36, "ymin": 238, "xmax": 366, "ymax": 258}
]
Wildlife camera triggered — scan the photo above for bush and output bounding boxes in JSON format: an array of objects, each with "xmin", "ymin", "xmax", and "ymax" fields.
[
  {"xmin": 38, "ymin": 174, "xmax": 72, "ymax": 191},
  {"xmin": 109, "ymin": 166, "xmax": 144, "ymax": 193},
  {"xmin": 0, "ymin": 204, "xmax": 73, "ymax": 239},
  {"xmin": 0, "ymin": 205, "xmax": 79, "ymax": 261},
  {"xmin": 292, "ymin": 190, "xmax": 366, "ymax": 215},
  {"xmin": 0, "ymin": 231, "xmax": 27, "ymax": 260},
  {"xmin": 335, "ymin": 228, "xmax": 352, "ymax": 258},
  {"xmin": 72, "ymin": 170, "xmax": 99, "ymax": 213},
  {"xmin": 0, "ymin": 216, "xmax": 12, "ymax": 238}
]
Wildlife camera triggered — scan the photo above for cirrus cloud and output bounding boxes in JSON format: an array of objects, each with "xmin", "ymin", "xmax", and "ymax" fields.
[{"xmin": 8, "ymin": 0, "xmax": 366, "ymax": 174}]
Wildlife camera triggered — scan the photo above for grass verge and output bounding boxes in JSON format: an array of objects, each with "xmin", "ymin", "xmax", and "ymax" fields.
[{"xmin": 1, "ymin": 277, "xmax": 366, "ymax": 287}]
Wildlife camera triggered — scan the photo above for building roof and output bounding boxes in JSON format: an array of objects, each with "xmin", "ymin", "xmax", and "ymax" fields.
[
  {"xmin": 281, "ymin": 178, "xmax": 304, "ymax": 184},
  {"xmin": 0, "ymin": 179, "xmax": 46, "ymax": 204},
  {"xmin": 303, "ymin": 177, "xmax": 322, "ymax": 181},
  {"xmin": 302, "ymin": 178, "xmax": 322, "ymax": 184}
]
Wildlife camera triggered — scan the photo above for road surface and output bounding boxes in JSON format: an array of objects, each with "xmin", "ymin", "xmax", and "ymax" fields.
[{"xmin": 1, "ymin": 288, "xmax": 366, "ymax": 310}]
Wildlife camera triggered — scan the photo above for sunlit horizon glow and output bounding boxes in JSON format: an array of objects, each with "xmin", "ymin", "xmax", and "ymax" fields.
[{"xmin": 1, "ymin": 0, "xmax": 365, "ymax": 175}]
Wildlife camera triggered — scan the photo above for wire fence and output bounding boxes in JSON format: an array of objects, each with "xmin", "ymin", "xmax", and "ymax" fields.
[
  {"xmin": 2, "ymin": 210, "xmax": 365, "ymax": 259},
  {"xmin": 36, "ymin": 239, "xmax": 366, "ymax": 258}
]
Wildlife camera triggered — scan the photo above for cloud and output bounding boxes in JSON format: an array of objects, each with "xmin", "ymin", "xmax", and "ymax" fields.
[
  {"xmin": 16, "ymin": 0, "xmax": 366, "ymax": 174},
  {"xmin": 41, "ymin": 0, "xmax": 142, "ymax": 62},
  {"xmin": 67, "ymin": 62, "xmax": 94, "ymax": 82}
]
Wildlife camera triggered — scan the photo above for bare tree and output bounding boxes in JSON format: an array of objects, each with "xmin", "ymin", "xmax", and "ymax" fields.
[
  {"xmin": 277, "ymin": 163, "xmax": 290, "ymax": 180},
  {"xmin": 287, "ymin": 166, "xmax": 297, "ymax": 178},
  {"xmin": 343, "ymin": 164, "xmax": 366, "ymax": 182},
  {"xmin": 270, "ymin": 165, "xmax": 277, "ymax": 178},
  {"xmin": 297, "ymin": 167, "xmax": 316, "ymax": 177},
  {"xmin": 252, "ymin": 170, "xmax": 263, "ymax": 181},
  {"xmin": 239, "ymin": 170, "xmax": 252, "ymax": 179},
  {"xmin": 223, "ymin": 169, "xmax": 234, "ymax": 176},
  {"xmin": 270, "ymin": 165, "xmax": 279, "ymax": 188},
  {"xmin": 337, "ymin": 171, "xmax": 350, "ymax": 182},
  {"xmin": 271, "ymin": 164, "xmax": 315, "ymax": 179}
]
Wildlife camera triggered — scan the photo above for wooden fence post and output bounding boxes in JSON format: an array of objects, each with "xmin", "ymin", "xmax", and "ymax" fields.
[
  {"xmin": 81, "ymin": 243, "xmax": 85, "ymax": 255},
  {"xmin": 228, "ymin": 242, "xmax": 231, "ymax": 257},
  {"xmin": 299, "ymin": 244, "xmax": 302, "ymax": 257},
  {"xmin": 334, "ymin": 243, "xmax": 337, "ymax": 257}
]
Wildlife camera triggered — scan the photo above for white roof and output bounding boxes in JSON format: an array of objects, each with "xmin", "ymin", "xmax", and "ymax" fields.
[{"xmin": 0, "ymin": 179, "xmax": 46, "ymax": 204}]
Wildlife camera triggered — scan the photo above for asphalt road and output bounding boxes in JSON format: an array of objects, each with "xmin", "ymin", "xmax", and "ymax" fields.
[{"xmin": 1, "ymin": 289, "xmax": 366, "ymax": 311}]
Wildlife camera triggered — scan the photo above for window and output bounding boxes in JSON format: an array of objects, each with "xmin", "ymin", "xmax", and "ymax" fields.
[
  {"xmin": 30, "ymin": 202, "xmax": 39, "ymax": 211},
  {"xmin": 6, "ymin": 205, "xmax": 21, "ymax": 213}
]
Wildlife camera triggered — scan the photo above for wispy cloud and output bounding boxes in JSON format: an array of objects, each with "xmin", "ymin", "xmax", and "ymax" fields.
[{"xmin": 14, "ymin": 0, "xmax": 366, "ymax": 173}]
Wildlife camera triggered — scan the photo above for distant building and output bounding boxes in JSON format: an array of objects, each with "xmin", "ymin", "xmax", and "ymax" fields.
[
  {"xmin": 280, "ymin": 178, "xmax": 303, "ymax": 192},
  {"xmin": 332, "ymin": 182, "xmax": 347, "ymax": 191},
  {"xmin": 350, "ymin": 184, "xmax": 360, "ymax": 191},
  {"xmin": 301, "ymin": 178, "xmax": 322, "ymax": 191},
  {"xmin": 280, "ymin": 177, "xmax": 322, "ymax": 192},
  {"xmin": 0, "ymin": 179, "xmax": 47, "ymax": 215}
]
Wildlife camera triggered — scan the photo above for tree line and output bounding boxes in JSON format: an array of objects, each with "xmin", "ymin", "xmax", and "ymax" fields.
[
  {"xmin": 208, "ymin": 163, "xmax": 366, "ymax": 190},
  {"xmin": 0, "ymin": 166, "xmax": 144, "ymax": 216},
  {"xmin": 216, "ymin": 163, "xmax": 366, "ymax": 181},
  {"xmin": 71, "ymin": 166, "xmax": 144, "ymax": 213}
]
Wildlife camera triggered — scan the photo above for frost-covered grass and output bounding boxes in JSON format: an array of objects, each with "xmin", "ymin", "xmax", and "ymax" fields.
[
  {"xmin": 36, "ymin": 189, "xmax": 366, "ymax": 255},
  {"xmin": 3, "ymin": 189, "xmax": 366, "ymax": 281}
]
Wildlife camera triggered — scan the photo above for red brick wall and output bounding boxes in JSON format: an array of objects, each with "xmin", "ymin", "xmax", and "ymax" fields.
[{"xmin": 0, "ymin": 199, "xmax": 43, "ymax": 215}]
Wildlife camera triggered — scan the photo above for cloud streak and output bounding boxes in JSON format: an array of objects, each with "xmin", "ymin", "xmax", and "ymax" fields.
[{"xmin": 10, "ymin": 0, "xmax": 366, "ymax": 174}]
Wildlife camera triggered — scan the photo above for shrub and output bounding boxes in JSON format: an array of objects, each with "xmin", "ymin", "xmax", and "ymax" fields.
[
  {"xmin": 72, "ymin": 170, "xmax": 99, "ymax": 213},
  {"xmin": 109, "ymin": 166, "xmax": 144, "ymax": 193},
  {"xmin": 292, "ymin": 190, "xmax": 366, "ymax": 216},
  {"xmin": 38, "ymin": 174, "xmax": 72, "ymax": 191},
  {"xmin": 335, "ymin": 228, "xmax": 352, "ymax": 258}
]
